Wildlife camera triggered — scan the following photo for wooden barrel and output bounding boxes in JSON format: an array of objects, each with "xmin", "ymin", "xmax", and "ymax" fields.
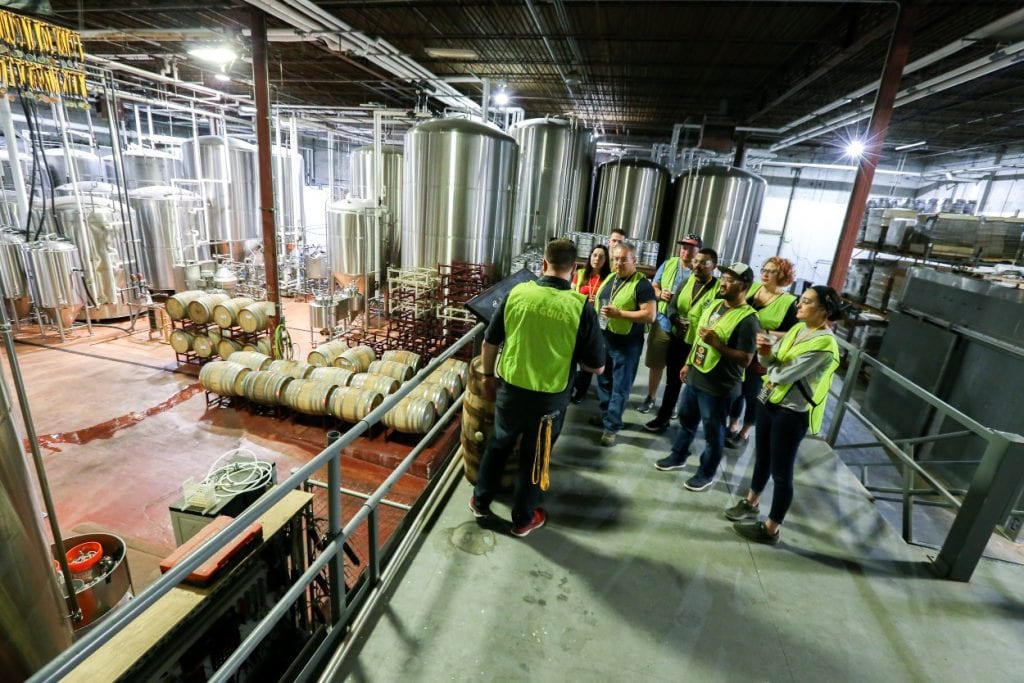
[
  {"xmin": 307, "ymin": 339, "xmax": 349, "ymax": 367},
  {"xmin": 217, "ymin": 338, "xmax": 242, "ymax": 360},
  {"xmin": 192, "ymin": 334, "xmax": 217, "ymax": 358},
  {"xmin": 407, "ymin": 383, "xmax": 451, "ymax": 415},
  {"xmin": 165, "ymin": 290, "xmax": 204, "ymax": 321},
  {"xmin": 329, "ymin": 387, "xmax": 383, "ymax": 423},
  {"xmin": 381, "ymin": 349, "xmax": 420, "ymax": 369},
  {"xmin": 213, "ymin": 297, "xmax": 254, "ymax": 329},
  {"xmin": 169, "ymin": 329, "xmax": 194, "ymax": 354},
  {"xmin": 368, "ymin": 359, "xmax": 415, "ymax": 382},
  {"xmin": 309, "ymin": 366, "xmax": 354, "ymax": 387},
  {"xmin": 424, "ymin": 368, "xmax": 464, "ymax": 400},
  {"xmin": 238, "ymin": 301, "xmax": 275, "ymax": 333},
  {"xmin": 383, "ymin": 397, "xmax": 438, "ymax": 434},
  {"xmin": 199, "ymin": 361, "xmax": 251, "ymax": 397},
  {"xmin": 460, "ymin": 355, "xmax": 516, "ymax": 486},
  {"xmin": 242, "ymin": 338, "xmax": 272, "ymax": 355},
  {"xmin": 283, "ymin": 379, "xmax": 336, "ymax": 415},
  {"xmin": 349, "ymin": 372, "xmax": 400, "ymax": 396},
  {"xmin": 240, "ymin": 370, "xmax": 292, "ymax": 405},
  {"xmin": 186, "ymin": 293, "xmax": 230, "ymax": 324},
  {"xmin": 335, "ymin": 345, "xmax": 375, "ymax": 373},
  {"xmin": 439, "ymin": 357, "xmax": 469, "ymax": 384},
  {"xmin": 228, "ymin": 351, "xmax": 272, "ymax": 371},
  {"xmin": 268, "ymin": 359, "xmax": 314, "ymax": 379}
]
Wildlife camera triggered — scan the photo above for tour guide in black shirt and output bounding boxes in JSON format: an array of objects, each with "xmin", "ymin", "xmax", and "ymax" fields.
[
  {"xmin": 471, "ymin": 238, "xmax": 606, "ymax": 538},
  {"xmin": 655, "ymin": 262, "xmax": 760, "ymax": 492}
]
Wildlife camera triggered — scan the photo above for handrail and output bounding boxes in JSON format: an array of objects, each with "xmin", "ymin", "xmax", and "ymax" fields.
[{"xmin": 30, "ymin": 322, "xmax": 484, "ymax": 682}]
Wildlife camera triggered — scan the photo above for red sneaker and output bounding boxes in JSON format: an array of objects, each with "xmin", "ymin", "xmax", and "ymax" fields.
[
  {"xmin": 469, "ymin": 496, "xmax": 489, "ymax": 519},
  {"xmin": 511, "ymin": 508, "xmax": 547, "ymax": 538}
]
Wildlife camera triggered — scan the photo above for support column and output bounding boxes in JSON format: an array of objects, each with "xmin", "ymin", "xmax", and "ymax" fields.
[
  {"xmin": 828, "ymin": 1, "xmax": 921, "ymax": 291},
  {"xmin": 250, "ymin": 10, "xmax": 282, "ymax": 321}
]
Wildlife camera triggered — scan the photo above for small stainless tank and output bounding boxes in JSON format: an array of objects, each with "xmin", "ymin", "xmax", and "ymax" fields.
[
  {"xmin": 592, "ymin": 158, "xmax": 669, "ymax": 242},
  {"xmin": 403, "ymin": 118, "xmax": 518, "ymax": 277},
  {"xmin": 0, "ymin": 228, "xmax": 29, "ymax": 299},
  {"xmin": 326, "ymin": 197, "xmax": 379, "ymax": 278},
  {"xmin": 350, "ymin": 145, "xmax": 402, "ymax": 265},
  {"xmin": 128, "ymin": 186, "xmax": 209, "ymax": 291}
]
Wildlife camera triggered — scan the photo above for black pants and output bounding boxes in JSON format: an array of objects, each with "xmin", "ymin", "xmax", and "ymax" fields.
[
  {"xmin": 473, "ymin": 385, "xmax": 566, "ymax": 527},
  {"xmin": 653, "ymin": 335, "xmax": 691, "ymax": 424},
  {"xmin": 729, "ymin": 369, "xmax": 763, "ymax": 428},
  {"xmin": 750, "ymin": 401, "xmax": 808, "ymax": 524}
]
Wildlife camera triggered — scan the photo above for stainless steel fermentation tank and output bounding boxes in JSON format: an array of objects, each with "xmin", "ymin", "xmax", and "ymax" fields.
[
  {"xmin": 510, "ymin": 118, "xmax": 593, "ymax": 256},
  {"xmin": 181, "ymin": 136, "xmax": 259, "ymax": 259},
  {"xmin": 128, "ymin": 186, "xmax": 209, "ymax": 291},
  {"xmin": 0, "ymin": 372, "xmax": 74, "ymax": 679},
  {"xmin": 403, "ymin": 118, "xmax": 518, "ymax": 277},
  {"xmin": 44, "ymin": 148, "xmax": 106, "ymax": 186},
  {"xmin": 326, "ymin": 197, "xmax": 379, "ymax": 291},
  {"xmin": 24, "ymin": 235, "xmax": 83, "ymax": 328},
  {"xmin": 0, "ymin": 228, "xmax": 30, "ymax": 317},
  {"xmin": 350, "ymin": 145, "xmax": 402, "ymax": 265},
  {"xmin": 103, "ymin": 147, "xmax": 182, "ymax": 189},
  {"xmin": 671, "ymin": 165, "xmax": 766, "ymax": 265},
  {"xmin": 592, "ymin": 158, "xmax": 669, "ymax": 242}
]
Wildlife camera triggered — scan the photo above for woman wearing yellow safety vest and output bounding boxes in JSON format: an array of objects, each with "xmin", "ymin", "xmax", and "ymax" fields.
[
  {"xmin": 570, "ymin": 244, "xmax": 611, "ymax": 403},
  {"xmin": 725, "ymin": 285, "xmax": 843, "ymax": 545},
  {"xmin": 725, "ymin": 257, "xmax": 798, "ymax": 449}
]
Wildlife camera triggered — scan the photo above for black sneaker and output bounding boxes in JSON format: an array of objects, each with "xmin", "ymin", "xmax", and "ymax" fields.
[
  {"xmin": 654, "ymin": 453, "xmax": 687, "ymax": 471},
  {"xmin": 733, "ymin": 521, "xmax": 780, "ymax": 545},
  {"xmin": 636, "ymin": 396, "xmax": 656, "ymax": 413},
  {"xmin": 724, "ymin": 499, "xmax": 760, "ymax": 522},
  {"xmin": 570, "ymin": 391, "xmax": 584, "ymax": 405},
  {"xmin": 644, "ymin": 417, "xmax": 669, "ymax": 433},
  {"xmin": 469, "ymin": 496, "xmax": 489, "ymax": 519},
  {"xmin": 511, "ymin": 508, "xmax": 547, "ymax": 538},
  {"xmin": 683, "ymin": 473, "xmax": 716, "ymax": 491},
  {"xmin": 726, "ymin": 431, "xmax": 749, "ymax": 449}
]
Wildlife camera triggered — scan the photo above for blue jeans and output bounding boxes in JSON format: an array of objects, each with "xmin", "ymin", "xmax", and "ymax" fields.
[
  {"xmin": 596, "ymin": 333, "xmax": 643, "ymax": 434},
  {"xmin": 473, "ymin": 385, "xmax": 566, "ymax": 527},
  {"xmin": 670, "ymin": 384, "xmax": 732, "ymax": 478}
]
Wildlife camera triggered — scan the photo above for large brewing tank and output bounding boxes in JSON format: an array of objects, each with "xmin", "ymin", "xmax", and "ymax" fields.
[
  {"xmin": 670, "ymin": 165, "xmax": 767, "ymax": 265},
  {"xmin": 44, "ymin": 148, "xmax": 106, "ymax": 186},
  {"xmin": 1, "ymin": 373, "xmax": 74, "ymax": 678},
  {"xmin": 25, "ymin": 236, "xmax": 83, "ymax": 326},
  {"xmin": 181, "ymin": 136, "xmax": 259, "ymax": 255},
  {"xmin": 326, "ymin": 197, "xmax": 379, "ymax": 281},
  {"xmin": 350, "ymin": 144, "xmax": 402, "ymax": 265},
  {"xmin": 43, "ymin": 194, "xmax": 131, "ymax": 308},
  {"xmin": 103, "ymin": 147, "xmax": 182, "ymax": 189},
  {"xmin": 592, "ymin": 158, "xmax": 669, "ymax": 242},
  {"xmin": 273, "ymin": 146, "xmax": 305, "ymax": 235},
  {"xmin": 129, "ymin": 186, "xmax": 209, "ymax": 291},
  {"xmin": 0, "ymin": 228, "xmax": 30, "ymax": 317},
  {"xmin": 510, "ymin": 118, "xmax": 593, "ymax": 256},
  {"xmin": 403, "ymin": 118, "xmax": 518, "ymax": 277}
]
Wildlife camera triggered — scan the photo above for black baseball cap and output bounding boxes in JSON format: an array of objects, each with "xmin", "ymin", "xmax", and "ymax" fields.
[
  {"xmin": 677, "ymin": 233, "xmax": 702, "ymax": 248},
  {"xmin": 720, "ymin": 262, "xmax": 755, "ymax": 286}
]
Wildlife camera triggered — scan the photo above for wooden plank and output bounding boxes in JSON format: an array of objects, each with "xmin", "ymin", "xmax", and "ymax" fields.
[{"xmin": 65, "ymin": 489, "xmax": 313, "ymax": 683}]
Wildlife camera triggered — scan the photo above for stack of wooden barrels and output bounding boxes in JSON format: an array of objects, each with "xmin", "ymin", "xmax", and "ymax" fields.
[
  {"xmin": 166, "ymin": 291, "xmax": 275, "ymax": 360},
  {"xmin": 459, "ymin": 356, "xmax": 516, "ymax": 486}
]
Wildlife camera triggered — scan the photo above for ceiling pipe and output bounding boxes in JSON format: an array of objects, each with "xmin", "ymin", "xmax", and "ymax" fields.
[
  {"xmin": 522, "ymin": 0, "xmax": 582, "ymax": 112},
  {"xmin": 762, "ymin": 160, "xmax": 921, "ymax": 177}
]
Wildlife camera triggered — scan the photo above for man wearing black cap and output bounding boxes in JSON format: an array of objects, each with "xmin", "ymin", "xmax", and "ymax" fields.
[
  {"xmin": 654, "ymin": 262, "xmax": 761, "ymax": 492},
  {"xmin": 637, "ymin": 234, "xmax": 702, "ymax": 414}
]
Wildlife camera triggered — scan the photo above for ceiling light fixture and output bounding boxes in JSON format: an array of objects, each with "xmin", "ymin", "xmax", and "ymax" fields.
[
  {"xmin": 894, "ymin": 140, "xmax": 928, "ymax": 152},
  {"xmin": 214, "ymin": 72, "xmax": 231, "ymax": 82},
  {"xmin": 493, "ymin": 88, "xmax": 510, "ymax": 107},
  {"xmin": 424, "ymin": 47, "xmax": 478, "ymax": 60},
  {"xmin": 844, "ymin": 139, "xmax": 866, "ymax": 159},
  {"xmin": 188, "ymin": 45, "xmax": 236, "ymax": 65}
]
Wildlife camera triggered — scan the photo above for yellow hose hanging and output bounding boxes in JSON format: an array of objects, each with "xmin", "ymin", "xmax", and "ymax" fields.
[{"xmin": 531, "ymin": 414, "xmax": 554, "ymax": 491}]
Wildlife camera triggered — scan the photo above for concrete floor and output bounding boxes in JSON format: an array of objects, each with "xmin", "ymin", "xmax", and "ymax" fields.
[{"xmin": 331, "ymin": 389, "xmax": 1024, "ymax": 682}]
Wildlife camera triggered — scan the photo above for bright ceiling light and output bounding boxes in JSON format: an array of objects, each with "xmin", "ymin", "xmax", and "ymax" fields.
[
  {"xmin": 845, "ymin": 139, "xmax": 866, "ymax": 159},
  {"xmin": 188, "ymin": 45, "xmax": 236, "ymax": 65},
  {"xmin": 493, "ymin": 88, "xmax": 510, "ymax": 107},
  {"xmin": 424, "ymin": 47, "xmax": 478, "ymax": 60},
  {"xmin": 214, "ymin": 72, "xmax": 231, "ymax": 82},
  {"xmin": 894, "ymin": 140, "xmax": 927, "ymax": 152}
]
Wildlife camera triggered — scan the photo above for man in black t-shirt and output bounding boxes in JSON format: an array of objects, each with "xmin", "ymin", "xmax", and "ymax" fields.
[{"xmin": 654, "ymin": 262, "xmax": 761, "ymax": 491}]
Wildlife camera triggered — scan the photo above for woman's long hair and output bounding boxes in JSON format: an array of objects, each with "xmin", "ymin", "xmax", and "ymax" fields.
[{"xmin": 582, "ymin": 244, "xmax": 611, "ymax": 281}]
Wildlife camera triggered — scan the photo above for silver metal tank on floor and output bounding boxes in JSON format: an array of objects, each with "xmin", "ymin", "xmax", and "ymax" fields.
[
  {"xmin": 0, "ymin": 372, "xmax": 74, "ymax": 678},
  {"xmin": 128, "ymin": 186, "xmax": 209, "ymax": 291},
  {"xmin": 670, "ymin": 165, "xmax": 766, "ymax": 265},
  {"xmin": 273, "ymin": 146, "xmax": 305, "ymax": 237},
  {"xmin": 350, "ymin": 144, "xmax": 402, "ymax": 265},
  {"xmin": 103, "ymin": 147, "xmax": 182, "ymax": 189},
  {"xmin": 44, "ymin": 148, "xmax": 106, "ymax": 186},
  {"xmin": 592, "ymin": 158, "xmax": 669, "ymax": 242},
  {"xmin": 181, "ymin": 136, "xmax": 259, "ymax": 257},
  {"xmin": 0, "ymin": 228, "xmax": 30, "ymax": 317},
  {"xmin": 25, "ymin": 235, "xmax": 83, "ymax": 327},
  {"xmin": 510, "ymin": 118, "xmax": 593, "ymax": 256},
  {"xmin": 326, "ymin": 197, "xmax": 379, "ymax": 289},
  {"xmin": 403, "ymin": 118, "xmax": 518, "ymax": 277}
]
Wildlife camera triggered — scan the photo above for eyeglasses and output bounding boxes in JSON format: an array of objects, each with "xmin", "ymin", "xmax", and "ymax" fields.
[
  {"xmin": 761, "ymin": 268, "xmax": 780, "ymax": 275},
  {"xmin": 612, "ymin": 256, "xmax": 632, "ymax": 263}
]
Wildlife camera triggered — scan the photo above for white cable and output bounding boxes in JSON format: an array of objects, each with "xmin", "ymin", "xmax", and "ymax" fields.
[{"xmin": 201, "ymin": 447, "xmax": 274, "ymax": 499}]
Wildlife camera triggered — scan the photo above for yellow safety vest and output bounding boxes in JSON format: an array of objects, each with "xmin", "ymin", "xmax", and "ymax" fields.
[
  {"xmin": 687, "ymin": 300, "xmax": 756, "ymax": 373},
  {"xmin": 747, "ymin": 282, "xmax": 797, "ymax": 332},
  {"xmin": 657, "ymin": 257, "xmax": 681, "ymax": 315},
  {"xmin": 675, "ymin": 275, "xmax": 719, "ymax": 344},
  {"xmin": 766, "ymin": 323, "xmax": 840, "ymax": 434},
  {"xmin": 594, "ymin": 271, "xmax": 647, "ymax": 336}
]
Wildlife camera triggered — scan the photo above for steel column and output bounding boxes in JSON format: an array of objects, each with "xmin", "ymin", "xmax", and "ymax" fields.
[
  {"xmin": 250, "ymin": 10, "xmax": 282, "ymax": 320},
  {"xmin": 828, "ymin": 1, "xmax": 920, "ymax": 291}
]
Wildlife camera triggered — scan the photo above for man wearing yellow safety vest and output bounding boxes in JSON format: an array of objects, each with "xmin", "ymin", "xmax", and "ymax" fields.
[
  {"xmin": 637, "ymin": 234, "xmax": 702, "ymax": 414},
  {"xmin": 654, "ymin": 262, "xmax": 761, "ymax": 492},
  {"xmin": 591, "ymin": 241, "xmax": 657, "ymax": 446},
  {"xmin": 644, "ymin": 247, "xmax": 720, "ymax": 433},
  {"xmin": 470, "ymin": 239, "xmax": 606, "ymax": 538}
]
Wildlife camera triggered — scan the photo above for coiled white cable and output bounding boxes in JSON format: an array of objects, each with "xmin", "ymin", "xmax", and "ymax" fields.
[{"xmin": 203, "ymin": 447, "xmax": 274, "ymax": 498}]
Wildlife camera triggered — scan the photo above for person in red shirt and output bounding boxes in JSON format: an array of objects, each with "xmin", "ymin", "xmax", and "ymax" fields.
[{"xmin": 570, "ymin": 244, "xmax": 611, "ymax": 403}]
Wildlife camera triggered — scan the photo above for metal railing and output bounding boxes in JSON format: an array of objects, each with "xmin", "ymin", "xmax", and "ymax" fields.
[
  {"xmin": 825, "ymin": 335, "xmax": 1024, "ymax": 581},
  {"xmin": 30, "ymin": 322, "xmax": 484, "ymax": 682}
]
